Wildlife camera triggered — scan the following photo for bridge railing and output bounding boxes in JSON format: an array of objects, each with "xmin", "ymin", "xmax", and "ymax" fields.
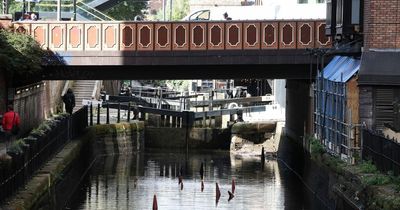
[{"xmin": 13, "ymin": 20, "xmax": 330, "ymax": 52}]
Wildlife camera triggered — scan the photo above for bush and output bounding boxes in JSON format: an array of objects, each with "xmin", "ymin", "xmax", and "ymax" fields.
[
  {"xmin": 362, "ymin": 174, "xmax": 391, "ymax": 186},
  {"xmin": 359, "ymin": 160, "xmax": 378, "ymax": 174},
  {"xmin": 0, "ymin": 30, "xmax": 65, "ymax": 86},
  {"xmin": 30, "ymin": 128, "xmax": 46, "ymax": 137},
  {"xmin": 309, "ymin": 136, "xmax": 325, "ymax": 157},
  {"xmin": 0, "ymin": 30, "xmax": 44, "ymax": 75},
  {"xmin": 7, "ymin": 139, "xmax": 28, "ymax": 155}
]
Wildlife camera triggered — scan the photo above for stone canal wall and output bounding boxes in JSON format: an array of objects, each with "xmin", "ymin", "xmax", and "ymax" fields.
[
  {"xmin": 93, "ymin": 122, "xmax": 145, "ymax": 154},
  {"xmin": 145, "ymin": 127, "xmax": 231, "ymax": 149},
  {"xmin": 280, "ymin": 135, "xmax": 400, "ymax": 210}
]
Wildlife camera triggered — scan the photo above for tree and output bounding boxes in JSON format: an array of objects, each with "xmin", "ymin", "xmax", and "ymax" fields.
[
  {"xmin": 151, "ymin": 0, "xmax": 189, "ymax": 21},
  {"xmin": 104, "ymin": 0, "xmax": 147, "ymax": 20},
  {"xmin": 0, "ymin": 30, "xmax": 64, "ymax": 86}
]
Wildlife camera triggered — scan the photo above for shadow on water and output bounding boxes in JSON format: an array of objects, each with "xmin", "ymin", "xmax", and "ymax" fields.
[{"xmin": 62, "ymin": 145, "xmax": 333, "ymax": 210}]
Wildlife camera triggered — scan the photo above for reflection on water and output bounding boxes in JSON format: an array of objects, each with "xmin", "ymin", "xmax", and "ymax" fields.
[{"xmin": 66, "ymin": 150, "xmax": 325, "ymax": 210}]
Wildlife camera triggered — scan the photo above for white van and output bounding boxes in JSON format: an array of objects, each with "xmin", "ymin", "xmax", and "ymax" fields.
[{"xmin": 182, "ymin": 1, "xmax": 326, "ymax": 21}]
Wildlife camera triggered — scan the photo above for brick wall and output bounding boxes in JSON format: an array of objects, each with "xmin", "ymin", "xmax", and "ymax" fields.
[{"xmin": 364, "ymin": 0, "xmax": 400, "ymax": 50}]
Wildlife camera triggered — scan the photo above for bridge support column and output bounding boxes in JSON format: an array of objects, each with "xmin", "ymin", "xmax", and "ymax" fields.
[{"xmin": 285, "ymin": 79, "xmax": 312, "ymax": 141}]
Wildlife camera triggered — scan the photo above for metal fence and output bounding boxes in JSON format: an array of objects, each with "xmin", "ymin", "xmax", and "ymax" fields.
[
  {"xmin": 362, "ymin": 129, "xmax": 400, "ymax": 175},
  {"xmin": 0, "ymin": 106, "xmax": 88, "ymax": 203}
]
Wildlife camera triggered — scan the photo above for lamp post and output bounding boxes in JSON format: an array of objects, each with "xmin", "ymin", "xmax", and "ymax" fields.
[
  {"xmin": 57, "ymin": 0, "xmax": 61, "ymax": 21},
  {"xmin": 73, "ymin": 0, "xmax": 76, "ymax": 20}
]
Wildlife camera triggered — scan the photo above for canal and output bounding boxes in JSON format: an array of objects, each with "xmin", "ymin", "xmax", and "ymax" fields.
[{"xmin": 63, "ymin": 149, "xmax": 329, "ymax": 210}]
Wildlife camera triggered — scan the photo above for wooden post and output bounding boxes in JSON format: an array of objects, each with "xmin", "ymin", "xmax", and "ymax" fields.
[
  {"xmin": 203, "ymin": 113, "xmax": 207, "ymax": 128},
  {"xmin": 97, "ymin": 103, "xmax": 100, "ymax": 125},
  {"xmin": 90, "ymin": 103, "xmax": 93, "ymax": 126},
  {"xmin": 166, "ymin": 115, "xmax": 171, "ymax": 127},
  {"xmin": 117, "ymin": 103, "xmax": 121, "ymax": 123},
  {"xmin": 106, "ymin": 103, "xmax": 110, "ymax": 124},
  {"xmin": 183, "ymin": 111, "xmax": 194, "ymax": 153},
  {"xmin": 172, "ymin": 116, "xmax": 177, "ymax": 128},
  {"xmin": 127, "ymin": 102, "xmax": 131, "ymax": 122}
]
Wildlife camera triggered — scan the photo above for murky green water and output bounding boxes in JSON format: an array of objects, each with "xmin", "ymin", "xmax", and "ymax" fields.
[{"xmin": 65, "ymin": 150, "xmax": 327, "ymax": 210}]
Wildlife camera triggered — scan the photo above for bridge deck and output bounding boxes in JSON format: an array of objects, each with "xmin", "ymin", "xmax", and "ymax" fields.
[{"xmin": 14, "ymin": 20, "xmax": 330, "ymax": 79}]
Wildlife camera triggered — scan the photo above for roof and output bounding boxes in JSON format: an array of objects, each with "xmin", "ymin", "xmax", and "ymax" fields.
[
  {"xmin": 358, "ymin": 51, "xmax": 400, "ymax": 86},
  {"xmin": 322, "ymin": 56, "xmax": 360, "ymax": 83}
]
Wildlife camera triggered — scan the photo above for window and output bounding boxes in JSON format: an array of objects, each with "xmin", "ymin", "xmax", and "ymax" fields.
[
  {"xmin": 298, "ymin": 0, "xmax": 308, "ymax": 3},
  {"xmin": 189, "ymin": 10, "xmax": 210, "ymax": 21},
  {"xmin": 317, "ymin": 0, "xmax": 325, "ymax": 3}
]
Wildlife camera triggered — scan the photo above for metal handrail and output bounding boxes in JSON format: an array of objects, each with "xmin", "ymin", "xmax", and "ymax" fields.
[
  {"xmin": 77, "ymin": 1, "xmax": 115, "ymax": 21},
  {"xmin": 37, "ymin": 0, "xmax": 115, "ymax": 21}
]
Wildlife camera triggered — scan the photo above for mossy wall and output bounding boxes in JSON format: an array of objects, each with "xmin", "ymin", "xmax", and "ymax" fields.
[{"xmin": 93, "ymin": 122, "xmax": 145, "ymax": 154}]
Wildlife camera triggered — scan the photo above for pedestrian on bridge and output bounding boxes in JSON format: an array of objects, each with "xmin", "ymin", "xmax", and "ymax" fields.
[
  {"xmin": 62, "ymin": 88, "xmax": 76, "ymax": 115},
  {"xmin": 2, "ymin": 105, "xmax": 21, "ymax": 150}
]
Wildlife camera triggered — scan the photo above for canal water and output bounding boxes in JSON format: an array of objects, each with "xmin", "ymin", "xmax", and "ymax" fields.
[{"xmin": 64, "ymin": 149, "xmax": 329, "ymax": 210}]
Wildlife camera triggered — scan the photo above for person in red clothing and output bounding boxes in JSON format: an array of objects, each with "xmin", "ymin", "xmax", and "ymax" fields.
[{"xmin": 2, "ymin": 105, "xmax": 21, "ymax": 149}]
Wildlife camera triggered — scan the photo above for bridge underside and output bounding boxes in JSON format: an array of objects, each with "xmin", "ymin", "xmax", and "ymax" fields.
[
  {"xmin": 43, "ymin": 50, "xmax": 320, "ymax": 79},
  {"xmin": 42, "ymin": 64, "xmax": 318, "ymax": 80}
]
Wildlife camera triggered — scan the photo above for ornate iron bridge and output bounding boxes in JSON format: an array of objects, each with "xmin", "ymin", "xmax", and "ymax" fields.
[{"xmin": 14, "ymin": 20, "xmax": 331, "ymax": 79}]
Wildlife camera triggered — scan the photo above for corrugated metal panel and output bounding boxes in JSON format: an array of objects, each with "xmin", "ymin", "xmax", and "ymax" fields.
[
  {"xmin": 375, "ymin": 88, "xmax": 394, "ymax": 130},
  {"xmin": 323, "ymin": 56, "xmax": 360, "ymax": 83}
]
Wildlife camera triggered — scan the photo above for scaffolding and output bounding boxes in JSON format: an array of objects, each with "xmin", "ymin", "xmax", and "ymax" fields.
[{"xmin": 314, "ymin": 70, "xmax": 361, "ymax": 163}]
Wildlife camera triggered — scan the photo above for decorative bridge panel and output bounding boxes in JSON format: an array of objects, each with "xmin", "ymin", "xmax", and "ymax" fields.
[
  {"xmin": 208, "ymin": 23, "xmax": 224, "ymax": 50},
  {"xmin": 155, "ymin": 23, "xmax": 171, "ymax": 50},
  {"xmin": 190, "ymin": 23, "xmax": 207, "ymax": 50},
  {"xmin": 261, "ymin": 22, "xmax": 278, "ymax": 49},
  {"xmin": 103, "ymin": 23, "xmax": 119, "ymax": 51},
  {"xmin": 32, "ymin": 24, "xmax": 48, "ymax": 49},
  {"xmin": 120, "ymin": 23, "xmax": 136, "ymax": 51},
  {"xmin": 66, "ymin": 24, "xmax": 83, "ymax": 51},
  {"xmin": 20, "ymin": 20, "xmax": 330, "ymax": 52},
  {"xmin": 85, "ymin": 23, "xmax": 101, "ymax": 51},
  {"xmin": 49, "ymin": 24, "xmax": 66, "ymax": 51},
  {"xmin": 225, "ymin": 22, "xmax": 242, "ymax": 50},
  {"xmin": 173, "ymin": 23, "xmax": 189, "ymax": 51},
  {"xmin": 137, "ymin": 23, "xmax": 153, "ymax": 51},
  {"xmin": 243, "ymin": 22, "xmax": 260, "ymax": 49},
  {"xmin": 297, "ymin": 22, "xmax": 314, "ymax": 49},
  {"xmin": 280, "ymin": 22, "xmax": 296, "ymax": 49}
]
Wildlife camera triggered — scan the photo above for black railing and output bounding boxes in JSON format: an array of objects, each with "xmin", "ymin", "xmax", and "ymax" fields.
[
  {"xmin": 0, "ymin": 106, "xmax": 88, "ymax": 203},
  {"xmin": 362, "ymin": 129, "xmax": 400, "ymax": 175}
]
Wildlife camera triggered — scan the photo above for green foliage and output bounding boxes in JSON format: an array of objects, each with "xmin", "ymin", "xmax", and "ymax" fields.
[
  {"xmin": 152, "ymin": 0, "xmax": 189, "ymax": 21},
  {"xmin": 30, "ymin": 128, "xmax": 46, "ymax": 137},
  {"xmin": 7, "ymin": 139, "xmax": 28, "ymax": 154},
  {"xmin": 359, "ymin": 160, "xmax": 378, "ymax": 173},
  {"xmin": 165, "ymin": 80, "xmax": 189, "ymax": 91},
  {"xmin": 0, "ymin": 30, "xmax": 45, "ymax": 77},
  {"xmin": 104, "ymin": 1, "xmax": 147, "ymax": 20},
  {"xmin": 309, "ymin": 136, "xmax": 325, "ymax": 158},
  {"xmin": 1, "ymin": 0, "xmax": 22, "ymax": 16},
  {"xmin": 38, "ymin": 122, "xmax": 52, "ymax": 133},
  {"xmin": 362, "ymin": 174, "xmax": 391, "ymax": 186}
]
